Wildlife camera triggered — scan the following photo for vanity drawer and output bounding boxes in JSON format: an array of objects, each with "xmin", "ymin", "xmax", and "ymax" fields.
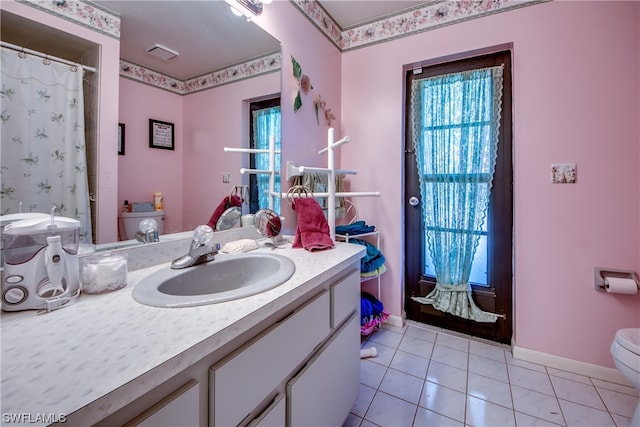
[
  {"xmin": 210, "ymin": 290, "xmax": 330, "ymax": 426},
  {"xmin": 330, "ymin": 268, "xmax": 360, "ymax": 328}
]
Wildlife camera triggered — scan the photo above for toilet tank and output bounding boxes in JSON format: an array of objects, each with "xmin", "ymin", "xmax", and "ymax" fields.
[{"xmin": 119, "ymin": 210, "xmax": 165, "ymax": 240}]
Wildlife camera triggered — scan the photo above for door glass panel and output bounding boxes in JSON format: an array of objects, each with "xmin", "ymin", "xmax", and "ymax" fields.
[{"xmin": 422, "ymin": 228, "xmax": 488, "ymax": 286}]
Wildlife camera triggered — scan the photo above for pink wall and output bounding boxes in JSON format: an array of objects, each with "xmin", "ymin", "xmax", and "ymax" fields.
[
  {"xmin": 181, "ymin": 73, "xmax": 280, "ymax": 231},
  {"xmin": 1, "ymin": 0, "xmax": 121, "ymax": 244},
  {"xmin": 255, "ymin": 1, "xmax": 343, "ymax": 226},
  {"xmin": 340, "ymin": 1, "xmax": 640, "ymax": 367},
  {"xmin": 118, "ymin": 79, "xmax": 184, "ymax": 236},
  {"xmin": 119, "ymin": 72, "xmax": 279, "ymax": 235}
]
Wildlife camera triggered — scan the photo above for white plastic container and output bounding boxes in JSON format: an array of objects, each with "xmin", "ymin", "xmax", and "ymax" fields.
[{"xmin": 80, "ymin": 252, "xmax": 128, "ymax": 294}]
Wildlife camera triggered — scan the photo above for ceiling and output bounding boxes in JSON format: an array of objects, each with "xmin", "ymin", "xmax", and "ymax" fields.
[
  {"xmin": 319, "ymin": 0, "xmax": 428, "ymax": 28},
  {"xmin": 1, "ymin": 1, "xmax": 428, "ymax": 81}
]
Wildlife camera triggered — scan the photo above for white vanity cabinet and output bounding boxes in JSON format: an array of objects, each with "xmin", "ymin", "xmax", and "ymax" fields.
[
  {"xmin": 210, "ymin": 268, "xmax": 361, "ymax": 427},
  {"xmin": 210, "ymin": 290, "xmax": 331, "ymax": 426},
  {"xmin": 287, "ymin": 312, "xmax": 360, "ymax": 426},
  {"xmin": 35, "ymin": 247, "xmax": 365, "ymax": 427}
]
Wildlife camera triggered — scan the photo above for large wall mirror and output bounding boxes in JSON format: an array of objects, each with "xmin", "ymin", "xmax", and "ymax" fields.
[{"xmin": 1, "ymin": 1, "xmax": 281, "ymax": 247}]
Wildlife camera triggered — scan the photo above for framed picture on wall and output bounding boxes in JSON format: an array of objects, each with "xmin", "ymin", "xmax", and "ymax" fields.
[
  {"xmin": 118, "ymin": 123, "xmax": 125, "ymax": 155},
  {"xmin": 149, "ymin": 119, "xmax": 175, "ymax": 150}
]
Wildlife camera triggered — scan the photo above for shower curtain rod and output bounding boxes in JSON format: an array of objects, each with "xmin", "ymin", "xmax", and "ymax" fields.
[{"xmin": 0, "ymin": 41, "xmax": 97, "ymax": 73}]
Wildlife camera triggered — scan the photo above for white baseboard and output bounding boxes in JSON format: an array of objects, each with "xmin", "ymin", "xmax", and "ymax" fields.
[
  {"xmin": 512, "ymin": 345, "xmax": 631, "ymax": 386},
  {"xmin": 394, "ymin": 316, "xmax": 630, "ymax": 387},
  {"xmin": 386, "ymin": 314, "xmax": 404, "ymax": 328}
]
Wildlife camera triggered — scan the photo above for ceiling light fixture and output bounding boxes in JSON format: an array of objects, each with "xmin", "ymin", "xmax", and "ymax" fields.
[
  {"xmin": 224, "ymin": 0, "xmax": 265, "ymax": 21},
  {"xmin": 145, "ymin": 44, "xmax": 179, "ymax": 61}
]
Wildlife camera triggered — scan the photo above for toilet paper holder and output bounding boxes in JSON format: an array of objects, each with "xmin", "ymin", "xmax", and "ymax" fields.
[{"xmin": 594, "ymin": 267, "xmax": 640, "ymax": 292}]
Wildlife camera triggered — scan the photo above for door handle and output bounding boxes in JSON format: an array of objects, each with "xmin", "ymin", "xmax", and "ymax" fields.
[{"xmin": 408, "ymin": 196, "xmax": 420, "ymax": 207}]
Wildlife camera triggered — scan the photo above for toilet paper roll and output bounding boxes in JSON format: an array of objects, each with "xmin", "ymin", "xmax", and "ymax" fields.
[{"xmin": 604, "ymin": 277, "xmax": 638, "ymax": 294}]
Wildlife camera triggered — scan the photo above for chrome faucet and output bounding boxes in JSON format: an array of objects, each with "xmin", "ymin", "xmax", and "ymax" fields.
[
  {"xmin": 135, "ymin": 218, "xmax": 159, "ymax": 244},
  {"xmin": 135, "ymin": 229, "xmax": 158, "ymax": 244},
  {"xmin": 171, "ymin": 225, "xmax": 220, "ymax": 269}
]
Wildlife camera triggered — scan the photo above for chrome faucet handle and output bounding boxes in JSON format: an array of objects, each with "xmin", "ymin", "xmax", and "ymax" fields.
[
  {"xmin": 191, "ymin": 225, "xmax": 214, "ymax": 248},
  {"xmin": 171, "ymin": 225, "xmax": 219, "ymax": 269}
]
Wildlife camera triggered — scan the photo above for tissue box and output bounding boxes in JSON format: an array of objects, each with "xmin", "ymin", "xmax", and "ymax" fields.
[
  {"xmin": 132, "ymin": 202, "xmax": 155, "ymax": 212},
  {"xmin": 80, "ymin": 252, "xmax": 128, "ymax": 294}
]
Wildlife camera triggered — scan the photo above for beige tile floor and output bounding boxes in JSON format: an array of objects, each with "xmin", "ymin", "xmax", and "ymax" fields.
[{"xmin": 345, "ymin": 321, "xmax": 639, "ymax": 427}]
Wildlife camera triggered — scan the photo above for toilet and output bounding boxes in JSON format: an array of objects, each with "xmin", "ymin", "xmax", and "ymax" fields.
[
  {"xmin": 119, "ymin": 210, "xmax": 165, "ymax": 240},
  {"xmin": 610, "ymin": 328, "xmax": 640, "ymax": 425}
]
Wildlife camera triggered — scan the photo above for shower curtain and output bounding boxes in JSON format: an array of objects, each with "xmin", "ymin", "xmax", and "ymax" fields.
[{"xmin": 1, "ymin": 47, "xmax": 92, "ymax": 243}]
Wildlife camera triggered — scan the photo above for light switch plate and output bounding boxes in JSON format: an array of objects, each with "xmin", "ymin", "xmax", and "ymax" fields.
[
  {"xmin": 222, "ymin": 172, "xmax": 231, "ymax": 183},
  {"xmin": 551, "ymin": 163, "xmax": 577, "ymax": 184}
]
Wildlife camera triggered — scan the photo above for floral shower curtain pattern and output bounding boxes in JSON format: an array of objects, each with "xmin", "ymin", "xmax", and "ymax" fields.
[
  {"xmin": 1, "ymin": 47, "xmax": 92, "ymax": 243},
  {"xmin": 252, "ymin": 106, "xmax": 281, "ymax": 213},
  {"xmin": 410, "ymin": 66, "xmax": 504, "ymax": 323}
]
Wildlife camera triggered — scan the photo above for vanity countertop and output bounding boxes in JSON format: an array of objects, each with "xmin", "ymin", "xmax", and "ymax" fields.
[{"xmin": 0, "ymin": 241, "xmax": 365, "ymax": 425}]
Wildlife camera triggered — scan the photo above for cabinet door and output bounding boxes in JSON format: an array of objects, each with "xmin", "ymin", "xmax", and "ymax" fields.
[
  {"xmin": 126, "ymin": 380, "xmax": 199, "ymax": 427},
  {"xmin": 330, "ymin": 268, "xmax": 360, "ymax": 328},
  {"xmin": 247, "ymin": 394, "xmax": 285, "ymax": 427},
  {"xmin": 210, "ymin": 291, "xmax": 330, "ymax": 426},
  {"xmin": 287, "ymin": 312, "xmax": 360, "ymax": 427}
]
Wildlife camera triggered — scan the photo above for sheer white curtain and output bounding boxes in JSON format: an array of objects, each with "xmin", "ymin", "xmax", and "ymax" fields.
[
  {"xmin": 1, "ymin": 47, "xmax": 92, "ymax": 243},
  {"xmin": 410, "ymin": 66, "xmax": 503, "ymax": 323},
  {"xmin": 252, "ymin": 106, "xmax": 281, "ymax": 213}
]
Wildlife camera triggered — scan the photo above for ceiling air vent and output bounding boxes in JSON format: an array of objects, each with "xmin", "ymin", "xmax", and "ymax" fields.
[{"xmin": 146, "ymin": 44, "xmax": 179, "ymax": 61}]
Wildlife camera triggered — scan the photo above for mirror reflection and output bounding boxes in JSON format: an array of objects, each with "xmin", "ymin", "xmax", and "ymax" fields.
[
  {"xmin": 1, "ymin": 1, "xmax": 281, "ymax": 249},
  {"xmin": 255, "ymin": 208, "xmax": 284, "ymax": 248}
]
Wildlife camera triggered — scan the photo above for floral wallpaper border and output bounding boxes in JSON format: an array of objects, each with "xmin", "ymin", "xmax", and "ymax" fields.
[
  {"xmin": 292, "ymin": 0, "xmax": 549, "ymax": 52},
  {"xmin": 18, "ymin": 0, "xmax": 548, "ymax": 92},
  {"xmin": 120, "ymin": 51, "xmax": 282, "ymax": 96},
  {"xmin": 17, "ymin": 0, "xmax": 120, "ymax": 39}
]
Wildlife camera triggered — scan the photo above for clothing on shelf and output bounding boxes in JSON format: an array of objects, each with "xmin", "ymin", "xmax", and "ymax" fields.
[
  {"xmin": 291, "ymin": 198, "xmax": 335, "ymax": 251},
  {"xmin": 361, "ymin": 292, "xmax": 389, "ymax": 336},
  {"xmin": 335, "ymin": 220, "xmax": 376, "ymax": 236},
  {"xmin": 361, "ymin": 264, "xmax": 386, "ymax": 278},
  {"xmin": 349, "ymin": 238, "xmax": 385, "ymax": 277}
]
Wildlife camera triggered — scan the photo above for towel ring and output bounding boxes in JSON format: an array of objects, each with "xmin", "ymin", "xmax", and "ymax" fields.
[
  {"xmin": 286, "ymin": 185, "xmax": 313, "ymax": 207},
  {"xmin": 336, "ymin": 199, "xmax": 359, "ymax": 226}
]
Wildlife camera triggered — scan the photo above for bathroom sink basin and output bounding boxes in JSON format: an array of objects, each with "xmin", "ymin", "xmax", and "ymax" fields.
[{"xmin": 132, "ymin": 253, "xmax": 295, "ymax": 308}]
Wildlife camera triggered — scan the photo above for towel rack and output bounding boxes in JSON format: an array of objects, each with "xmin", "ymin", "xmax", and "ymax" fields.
[
  {"xmin": 226, "ymin": 128, "xmax": 380, "ymax": 239},
  {"xmin": 276, "ymin": 128, "xmax": 380, "ymax": 240},
  {"xmin": 223, "ymin": 136, "xmax": 280, "ymax": 210}
]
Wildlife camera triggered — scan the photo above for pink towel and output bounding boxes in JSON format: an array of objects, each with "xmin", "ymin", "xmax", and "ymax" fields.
[
  {"xmin": 207, "ymin": 195, "xmax": 242, "ymax": 230},
  {"xmin": 292, "ymin": 198, "xmax": 334, "ymax": 251}
]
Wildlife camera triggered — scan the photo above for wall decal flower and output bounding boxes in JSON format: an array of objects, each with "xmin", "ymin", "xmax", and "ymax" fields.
[
  {"xmin": 291, "ymin": 55, "xmax": 305, "ymax": 112},
  {"xmin": 314, "ymin": 94, "xmax": 335, "ymax": 127},
  {"xmin": 291, "ymin": 55, "xmax": 334, "ymax": 126}
]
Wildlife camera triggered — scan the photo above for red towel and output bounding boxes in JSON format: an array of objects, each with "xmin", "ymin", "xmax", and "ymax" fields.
[
  {"xmin": 292, "ymin": 198, "xmax": 334, "ymax": 251},
  {"xmin": 207, "ymin": 195, "xmax": 242, "ymax": 230}
]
